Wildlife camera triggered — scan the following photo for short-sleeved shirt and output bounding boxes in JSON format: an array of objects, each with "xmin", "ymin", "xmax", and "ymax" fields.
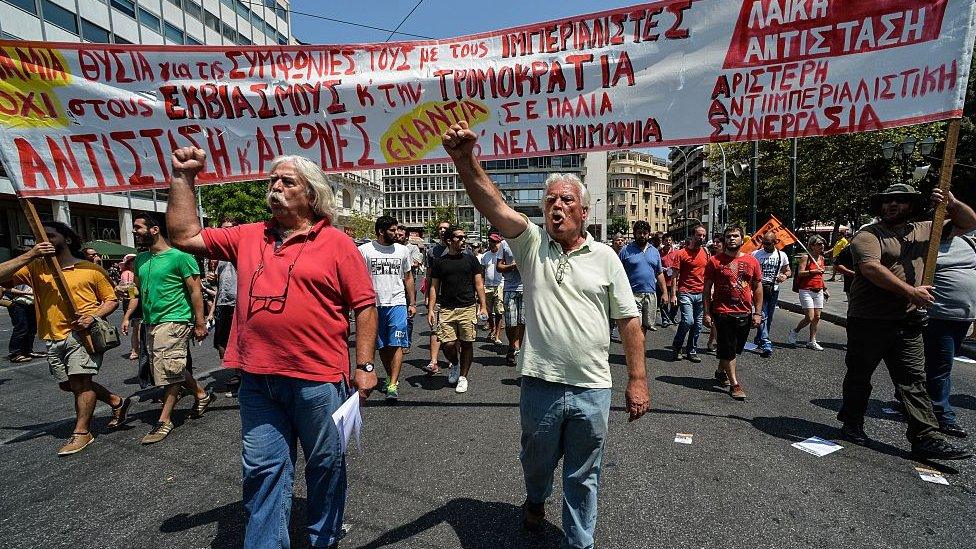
[
  {"xmin": 834, "ymin": 245, "xmax": 855, "ymax": 293},
  {"xmin": 705, "ymin": 253, "xmax": 762, "ymax": 315},
  {"xmin": 660, "ymin": 247, "xmax": 677, "ymax": 279},
  {"xmin": 619, "ymin": 242, "xmax": 662, "ymax": 294},
  {"xmin": 499, "ymin": 240, "xmax": 523, "ymax": 292},
  {"xmin": 8, "ymin": 260, "xmax": 116, "ymax": 341},
  {"xmin": 752, "ymin": 248, "xmax": 789, "ymax": 289},
  {"xmin": 406, "ymin": 243, "xmax": 423, "ymax": 271},
  {"xmin": 849, "ymin": 221, "xmax": 930, "ymax": 320},
  {"xmin": 201, "ymin": 218, "xmax": 376, "ymax": 382},
  {"xmin": 215, "ymin": 260, "xmax": 238, "ymax": 306},
  {"xmin": 430, "ymin": 253, "xmax": 481, "ymax": 309},
  {"xmin": 929, "ymin": 232, "xmax": 976, "ymax": 321},
  {"xmin": 674, "ymin": 246, "xmax": 709, "ymax": 294},
  {"xmin": 481, "ymin": 249, "xmax": 503, "ymax": 287},
  {"xmin": 359, "ymin": 241, "xmax": 411, "ymax": 307},
  {"xmin": 507, "ymin": 216, "xmax": 638, "ymax": 389},
  {"xmin": 135, "ymin": 248, "xmax": 200, "ymax": 325}
]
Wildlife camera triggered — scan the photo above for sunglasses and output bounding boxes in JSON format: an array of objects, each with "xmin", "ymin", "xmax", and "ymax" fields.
[{"xmin": 882, "ymin": 197, "xmax": 912, "ymax": 205}]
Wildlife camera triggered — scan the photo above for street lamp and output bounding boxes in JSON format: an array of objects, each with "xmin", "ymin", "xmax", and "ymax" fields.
[{"xmin": 881, "ymin": 136, "xmax": 934, "ymax": 185}]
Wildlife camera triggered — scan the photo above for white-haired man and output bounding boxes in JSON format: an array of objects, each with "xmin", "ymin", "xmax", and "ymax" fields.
[
  {"xmin": 164, "ymin": 147, "xmax": 379, "ymax": 549},
  {"xmin": 442, "ymin": 121, "xmax": 649, "ymax": 549}
]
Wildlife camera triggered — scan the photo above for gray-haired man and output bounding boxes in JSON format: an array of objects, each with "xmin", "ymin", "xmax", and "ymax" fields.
[{"xmin": 443, "ymin": 121, "xmax": 649, "ymax": 549}]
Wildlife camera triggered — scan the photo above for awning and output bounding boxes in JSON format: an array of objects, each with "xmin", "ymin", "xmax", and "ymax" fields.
[{"xmin": 82, "ymin": 240, "xmax": 137, "ymax": 260}]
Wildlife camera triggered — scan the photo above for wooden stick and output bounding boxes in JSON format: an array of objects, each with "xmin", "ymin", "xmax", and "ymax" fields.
[
  {"xmin": 922, "ymin": 118, "xmax": 962, "ymax": 286},
  {"xmin": 18, "ymin": 198, "xmax": 95, "ymax": 354}
]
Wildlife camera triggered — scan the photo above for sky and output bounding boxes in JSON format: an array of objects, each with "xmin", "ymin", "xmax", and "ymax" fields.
[{"xmin": 289, "ymin": 0, "xmax": 671, "ymax": 160}]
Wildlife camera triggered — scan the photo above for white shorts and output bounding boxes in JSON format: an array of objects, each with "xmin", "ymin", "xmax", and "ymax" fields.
[{"xmin": 798, "ymin": 289, "xmax": 824, "ymax": 309}]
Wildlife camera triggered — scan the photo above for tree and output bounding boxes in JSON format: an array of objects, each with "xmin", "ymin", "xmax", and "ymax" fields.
[
  {"xmin": 424, "ymin": 203, "xmax": 457, "ymax": 238},
  {"xmin": 200, "ymin": 181, "xmax": 268, "ymax": 224},
  {"xmin": 607, "ymin": 215, "xmax": 629, "ymax": 237},
  {"xmin": 340, "ymin": 211, "xmax": 377, "ymax": 239}
]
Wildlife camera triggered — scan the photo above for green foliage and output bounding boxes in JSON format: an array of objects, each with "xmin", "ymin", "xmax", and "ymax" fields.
[
  {"xmin": 340, "ymin": 211, "xmax": 377, "ymax": 239},
  {"xmin": 607, "ymin": 215, "xmax": 629, "ymax": 236},
  {"xmin": 424, "ymin": 203, "xmax": 457, "ymax": 237},
  {"xmin": 200, "ymin": 181, "xmax": 268, "ymax": 225}
]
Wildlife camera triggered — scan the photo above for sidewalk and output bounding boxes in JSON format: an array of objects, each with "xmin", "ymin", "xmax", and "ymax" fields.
[{"xmin": 776, "ymin": 278, "xmax": 976, "ymax": 360}]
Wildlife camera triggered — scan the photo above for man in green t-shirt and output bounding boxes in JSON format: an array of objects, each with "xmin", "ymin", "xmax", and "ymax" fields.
[{"xmin": 124, "ymin": 213, "xmax": 211, "ymax": 444}]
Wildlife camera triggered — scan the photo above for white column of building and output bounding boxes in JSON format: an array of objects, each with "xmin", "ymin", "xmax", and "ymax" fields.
[
  {"xmin": 584, "ymin": 152, "xmax": 609, "ymax": 241},
  {"xmin": 52, "ymin": 199, "xmax": 70, "ymax": 224},
  {"xmin": 118, "ymin": 208, "xmax": 134, "ymax": 247}
]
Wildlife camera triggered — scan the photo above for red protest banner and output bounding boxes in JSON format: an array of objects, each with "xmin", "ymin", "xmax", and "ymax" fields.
[{"xmin": 0, "ymin": 0, "xmax": 972, "ymax": 197}]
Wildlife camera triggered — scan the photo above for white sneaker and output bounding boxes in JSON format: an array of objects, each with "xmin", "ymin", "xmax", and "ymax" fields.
[
  {"xmin": 455, "ymin": 376, "xmax": 468, "ymax": 393},
  {"xmin": 448, "ymin": 363, "xmax": 460, "ymax": 385},
  {"xmin": 787, "ymin": 329, "xmax": 799, "ymax": 345},
  {"xmin": 807, "ymin": 340, "xmax": 824, "ymax": 351}
]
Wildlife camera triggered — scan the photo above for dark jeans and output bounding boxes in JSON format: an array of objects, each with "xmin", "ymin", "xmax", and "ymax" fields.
[
  {"xmin": 840, "ymin": 317, "xmax": 940, "ymax": 443},
  {"xmin": 7, "ymin": 303, "xmax": 36, "ymax": 357},
  {"xmin": 923, "ymin": 318, "xmax": 972, "ymax": 426}
]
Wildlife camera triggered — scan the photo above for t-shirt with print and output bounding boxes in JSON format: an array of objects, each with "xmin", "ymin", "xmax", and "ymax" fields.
[
  {"xmin": 215, "ymin": 260, "xmax": 238, "ymax": 306},
  {"xmin": 135, "ymin": 247, "xmax": 200, "ymax": 325},
  {"xmin": 430, "ymin": 253, "xmax": 481, "ymax": 309},
  {"xmin": 359, "ymin": 241, "xmax": 411, "ymax": 307},
  {"xmin": 849, "ymin": 221, "xmax": 930, "ymax": 320},
  {"xmin": 751, "ymin": 248, "xmax": 789, "ymax": 290},
  {"xmin": 8, "ymin": 260, "xmax": 116, "ymax": 341},
  {"xmin": 619, "ymin": 242, "xmax": 662, "ymax": 294},
  {"xmin": 481, "ymin": 249, "xmax": 503, "ymax": 287},
  {"xmin": 499, "ymin": 240, "xmax": 523, "ymax": 291},
  {"xmin": 674, "ymin": 246, "xmax": 708, "ymax": 293},
  {"xmin": 705, "ymin": 253, "xmax": 762, "ymax": 315},
  {"xmin": 506, "ymin": 215, "xmax": 638, "ymax": 389},
  {"xmin": 929, "ymin": 231, "xmax": 976, "ymax": 322}
]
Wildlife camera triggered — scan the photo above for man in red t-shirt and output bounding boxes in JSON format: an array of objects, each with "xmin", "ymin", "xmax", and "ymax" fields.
[
  {"xmin": 658, "ymin": 234, "xmax": 678, "ymax": 327},
  {"xmin": 671, "ymin": 225, "xmax": 709, "ymax": 362},
  {"xmin": 704, "ymin": 226, "xmax": 764, "ymax": 400},
  {"xmin": 162, "ymin": 146, "xmax": 378, "ymax": 549}
]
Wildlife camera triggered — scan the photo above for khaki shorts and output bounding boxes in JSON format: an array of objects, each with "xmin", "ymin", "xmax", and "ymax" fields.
[
  {"xmin": 635, "ymin": 292, "xmax": 658, "ymax": 330},
  {"xmin": 435, "ymin": 304, "xmax": 478, "ymax": 343},
  {"xmin": 147, "ymin": 322, "xmax": 191, "ymax": 386},
  {"xmin": 46, "ymin": 333, "xmax": 103, "ymax": 383},
  {"xmin": 485, "ymin": 286, "xmax": 505, "ymax": 316}
]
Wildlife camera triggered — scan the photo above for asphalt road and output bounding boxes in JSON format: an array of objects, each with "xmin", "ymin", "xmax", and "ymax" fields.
[{"xmin": 1, "ymin": 306, "xmax": 974, "ymax": 549}]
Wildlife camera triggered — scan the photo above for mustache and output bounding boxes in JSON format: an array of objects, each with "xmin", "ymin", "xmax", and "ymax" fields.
[{"xmin": 266, "ymin": 191, "xmax": 287, "ymax": 206}]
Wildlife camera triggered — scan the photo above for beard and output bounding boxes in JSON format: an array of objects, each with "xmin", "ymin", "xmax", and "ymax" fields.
[{"xmin": 267, "ymin": 191, "xmax": 288, "ymax": 209}]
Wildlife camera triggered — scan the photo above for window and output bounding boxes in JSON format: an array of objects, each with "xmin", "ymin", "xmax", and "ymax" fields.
[
  {"xmin": 237, "ymin": 32, "xmax": 251, "ymax": 45},
  {"xmin": 137, "ymin": 7, "xmax": 161, "ymax": 32},
  {"xmin": 81, "ymin": 18, "xmax": 111, "ymax": 42},
  {"xmin": 42, "ymin": 0, "xmax": 78, "ymax": 34},
  {"xmin": 165, "ymin": 0, "xmax": 181, "ymax": 7},
  {"xmin": 204, "ymin": 10, "xmax": 220, "ymax": 32},
  {"xmin": 184, "ymin": 0, "xmax": 202, "ymax": 19},
  {"xmin": 114, "ymin": 35, "xmax": 132, "ymax": 43},
  {"xmin": 186, "ymin": 34, "xmax": 201, "ymax": 45},
  {"xmin": 234, "ymin": 0, "xmax": 248, "ymax": 17},
  {"xmin": 276, "ymin": 31, "xmax": 286, "ymax": 45},
  {"xmin": 3, "ymin": 0, "xmax": 37, "ymax": 15},
  {"xmin": 221, "ymin": 21, "xmax": 236, "ymax": 41},
  {"xmin": 110, "ymin": 0, "xmax": 135, "ymax": 18},
  {"xmin": 164, "ymin": 22, "xmax": 184, "ymax": 43}
]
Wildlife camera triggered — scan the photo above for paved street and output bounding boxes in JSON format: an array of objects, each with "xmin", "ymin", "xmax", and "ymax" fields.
[{"xmin": 1, "ymin": 306, "xmax": 975, "ymax": 549}]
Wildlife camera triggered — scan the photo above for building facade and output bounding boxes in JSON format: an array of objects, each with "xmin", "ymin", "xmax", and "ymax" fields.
[
  {"xmin": 607, "ymin": 150, "xmax": 671, "ymax": 234},
  {"xmin": 668, "ymin": 146, "xmax": 711, "ymax": 239},
  {"xmin": 333, "ymin": 169, "xmax": 383, "ymax": 222},
  {"xmin": 0, "ymin": 0, "xmax": 294, "ymax": 260}
]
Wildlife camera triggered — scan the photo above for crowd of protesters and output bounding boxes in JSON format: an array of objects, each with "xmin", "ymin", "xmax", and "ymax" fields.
[{"xmin": 2, "ymin": 131, "xmax": 976, "ymax": 549}]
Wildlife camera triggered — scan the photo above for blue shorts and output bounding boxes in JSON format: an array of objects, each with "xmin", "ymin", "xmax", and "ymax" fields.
[{"xmin": 377, "ymin": 305, "xmax": 410, "ymax": 349}]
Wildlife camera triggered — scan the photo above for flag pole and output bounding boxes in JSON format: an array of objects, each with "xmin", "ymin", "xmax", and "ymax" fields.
[{"xmin": 922, "ymin": 118, "xmax": 962, "ymax": 286}]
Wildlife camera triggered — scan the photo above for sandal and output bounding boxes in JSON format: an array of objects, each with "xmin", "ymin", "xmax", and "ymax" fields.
[
  {"xmin": 421, "ymin": 362, "xmax": 441, "ymax": 376},
  {"xmin": 10, "ymin": 355, "xmax": 32, "ymax": 363},
  {"xmin": 107, "ymin": 396, "xmax": 132, "ymax": 429}
]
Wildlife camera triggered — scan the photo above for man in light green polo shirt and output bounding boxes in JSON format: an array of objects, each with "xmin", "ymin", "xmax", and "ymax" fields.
[
  {"xmin": 126, "ymin": 213, "xmax": 211, "ymax": 445},
  {"xmin": 442, "ymin": 121, "xmax": 649, "ymax": 549}
]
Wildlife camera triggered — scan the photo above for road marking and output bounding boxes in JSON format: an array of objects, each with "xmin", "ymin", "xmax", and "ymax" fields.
[{"xmin": 0, "ymin": 364, "xmax": 226, "ymax": 446}]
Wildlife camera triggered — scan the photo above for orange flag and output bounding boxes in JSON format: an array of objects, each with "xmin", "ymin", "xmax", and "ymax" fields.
[{"xmin": 740, "ymin": 215, "xmax": 798, "ymax": 254}]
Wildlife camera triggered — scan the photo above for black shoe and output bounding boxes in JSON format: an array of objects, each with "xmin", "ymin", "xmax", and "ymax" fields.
[
  {"xmin": 687, "ymin": 353, "xmax": 702, "ymax": 363},
  {"xmin": 912, "ymin": 437, "xmax": 973, "ymax": 460},
  {"xmin": 840, "ymin": 423, "xmax": 870, "ymax": 447},
  {"xmin": 522, "ymin": 500, "xmax": 545, "ymax": 532},
  {"xmin": 760, "ymin": 349, "xmax": 772, "ymax": 358},
  {"xmin": 940, "ymin": 423, "xmax": 968, "ymax": 438}
]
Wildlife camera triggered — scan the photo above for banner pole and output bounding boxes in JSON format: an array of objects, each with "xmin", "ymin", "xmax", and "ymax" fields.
[
  {"xmin": 922, "ymin": 118, "xmax": 962, "ymax": 286},
  {"xmin": 18, "ymin": 198, "xmax": 95, "ymax": 354}
]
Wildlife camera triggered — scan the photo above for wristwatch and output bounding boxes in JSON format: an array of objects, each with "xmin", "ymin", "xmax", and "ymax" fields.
[{"xmin": 357, "ymin": 362, "xmax": 375, "ymax": 373}]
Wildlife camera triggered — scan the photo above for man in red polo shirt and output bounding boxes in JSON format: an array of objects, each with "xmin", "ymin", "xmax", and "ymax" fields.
[
  {"xmin": 703, "ymin": 226, "xmax": 763, "ymax": 400},
  {"xmin": 163, "ymin": 146, "xmax": 378, "ymax": 549},
  {"xmin": 671, "ymin": 225, "xmax": 709, "ymax": 362}
]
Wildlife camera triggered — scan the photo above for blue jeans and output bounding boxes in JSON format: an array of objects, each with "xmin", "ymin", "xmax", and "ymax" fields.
[
  {"xmin": 753, "ymin": 288, "xmax": 779, "ymax": 352},
  {"xmin": 239, "ymin": 372, "xmax": 347, "ymax": 548},
  {"xmin": 520, "ymin": 376, "xmax": 611, "ymax": 549},
  {"xmin": 923, "ymin": 318, "xmax": 971, "ymax": 426},
  {"xmin": 7, "ymin": 302, "xmax": 36, "ymax": 357},
  {"xmin": 672, "ymin": 292, "xmax": 703, "ymax": 355}
]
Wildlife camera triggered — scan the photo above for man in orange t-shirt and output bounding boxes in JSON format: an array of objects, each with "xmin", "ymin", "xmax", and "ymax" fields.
[
  {"xmin": 0, "ymin": 222, "xmax": 127, "ymax": 456},
  {"xmin": 671, "ymin": 224, "xmax": 709, "ymax": 362}
]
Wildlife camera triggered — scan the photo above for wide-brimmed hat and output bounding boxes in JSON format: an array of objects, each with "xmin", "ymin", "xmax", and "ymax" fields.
[{"xmin": 870, "ymin": 183, "xmax": 924, "ymax": 210}]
